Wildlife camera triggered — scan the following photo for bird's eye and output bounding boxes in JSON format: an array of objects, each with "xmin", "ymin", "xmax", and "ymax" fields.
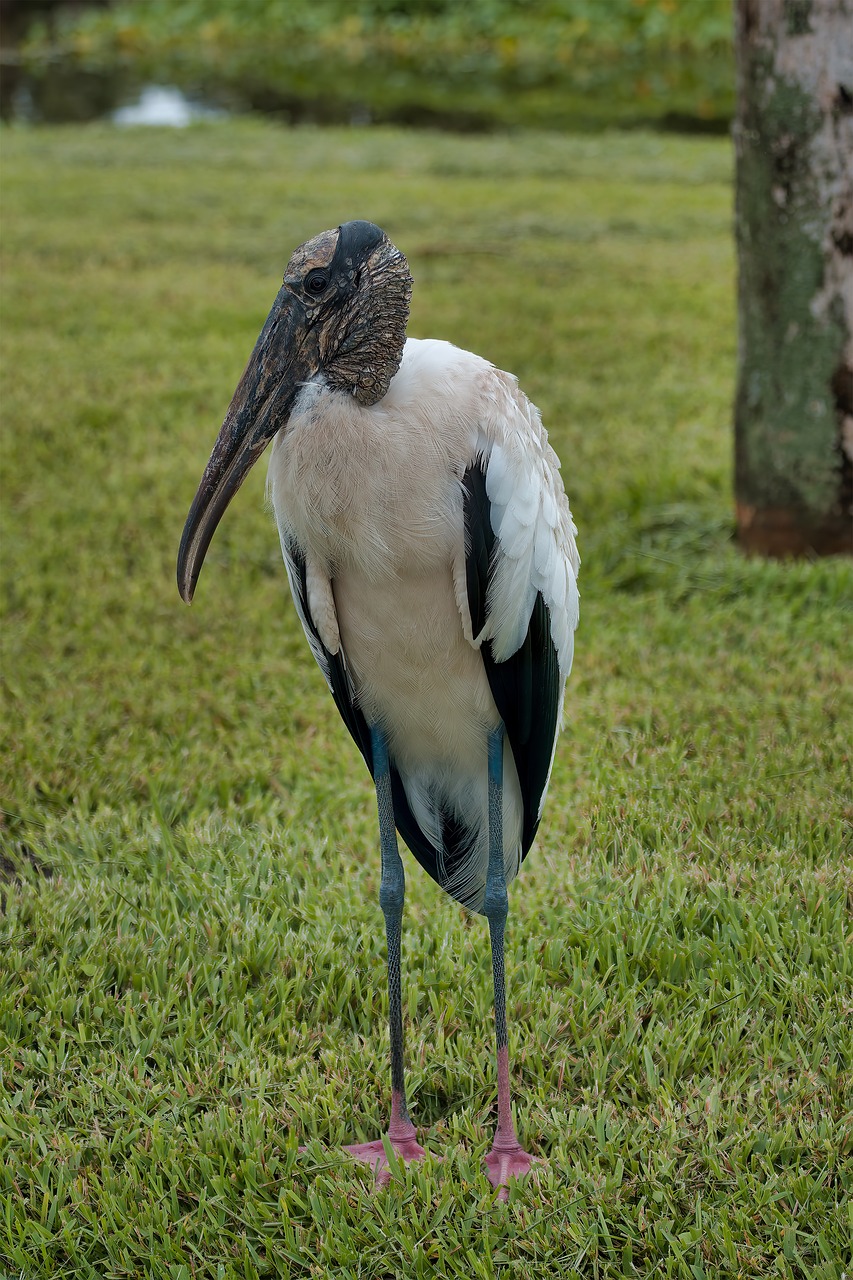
[{"xmin": 304, "ymin": 270, "xmax": 329, "ymax": 296}]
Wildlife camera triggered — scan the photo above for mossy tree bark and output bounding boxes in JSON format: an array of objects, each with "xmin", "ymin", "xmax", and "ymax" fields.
[{"xmin": 734, "ymin": 0, "xmax": 852, "ymax": 555}]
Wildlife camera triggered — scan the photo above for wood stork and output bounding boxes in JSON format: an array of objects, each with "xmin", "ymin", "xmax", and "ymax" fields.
[{"xmin": 177, "ymin": 220, "xmax": 580, "ymax": 1193}]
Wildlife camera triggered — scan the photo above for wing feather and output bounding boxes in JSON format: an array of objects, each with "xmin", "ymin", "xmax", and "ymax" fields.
[
  {"xmin": 461, "ymin": 370, "xmax": 580, "ymax": 857},
  {"xmin": 463, "ymin": 465, "xmax": 560, "ymax": 854}
]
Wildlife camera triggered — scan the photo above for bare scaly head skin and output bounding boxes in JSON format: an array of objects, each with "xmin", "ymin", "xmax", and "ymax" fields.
[
  {"xmin": 283, "ymin": 224, "xmax": 412, "ymax": 406},
  {"xmin": 283, "ymin": 227, "xmax": 339, "ymax": 283}
]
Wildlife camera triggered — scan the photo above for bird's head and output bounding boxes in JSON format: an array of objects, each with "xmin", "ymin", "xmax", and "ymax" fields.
[
  {"xmin": 284, "ymin": 221, "xmax": 412, "ymax": 404},
  {"xmin": 177, "ymin": 220, "xmax": 412, "ymax": 604}
]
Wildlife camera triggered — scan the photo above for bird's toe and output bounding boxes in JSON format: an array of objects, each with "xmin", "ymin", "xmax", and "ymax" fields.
[
  {"xmin": 484, "ymin": 1144, "xmax": 541, "ymax": 1199},
  {"xmin": 345, "ymin": 1134, "xmax": 429, "ymax": 1185}
]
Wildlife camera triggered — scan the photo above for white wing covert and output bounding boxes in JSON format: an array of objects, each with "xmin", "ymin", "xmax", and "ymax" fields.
[{"xmin": 476, "ymin": 375, "xmax": 579, "ymax": 679}]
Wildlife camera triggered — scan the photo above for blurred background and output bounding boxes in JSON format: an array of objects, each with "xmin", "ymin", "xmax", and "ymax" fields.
[{"xmin": 1, "ymin": 0, "xmax": 733, "ymax": 131}]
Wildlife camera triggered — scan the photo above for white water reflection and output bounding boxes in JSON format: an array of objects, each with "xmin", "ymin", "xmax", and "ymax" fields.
[{"xmin": 113, "ymin": 86, "xmax": 226, "ymax": 127}]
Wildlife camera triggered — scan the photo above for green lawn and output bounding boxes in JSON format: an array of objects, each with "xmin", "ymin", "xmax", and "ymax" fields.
[{"xmin": 1, "ymin": 121, "xmax": 851, "ymax": 1279}]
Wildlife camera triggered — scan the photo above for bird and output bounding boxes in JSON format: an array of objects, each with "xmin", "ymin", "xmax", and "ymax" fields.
[{"xmin": 177, "ymin": 220, "xmax": 580, "ymax": 1193}]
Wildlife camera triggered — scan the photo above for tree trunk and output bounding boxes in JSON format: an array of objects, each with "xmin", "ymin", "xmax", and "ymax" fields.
[{"xmin": 734, "ymin": 0, "xmax": 852, "ymax": 555}]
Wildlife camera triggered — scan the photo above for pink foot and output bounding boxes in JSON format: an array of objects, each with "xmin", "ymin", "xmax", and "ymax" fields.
[
  {"xmin": 485, "ymin": 1138, "xmax": 541, "ymax": 1200},
  {"xmin": 345, "ymin": 1132, "xmax": 428, "ymax": 1187}
]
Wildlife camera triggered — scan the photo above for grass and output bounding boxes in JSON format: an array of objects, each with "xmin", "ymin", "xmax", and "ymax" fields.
[{"xmin": 1, "ymin": 120, "xmax": 851, "ymax": 1278}]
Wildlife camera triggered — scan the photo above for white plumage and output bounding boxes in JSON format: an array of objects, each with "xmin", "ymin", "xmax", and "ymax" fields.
[{"xmin": 267, "ymin": 337, "xmax": 579, "ymax": 911}]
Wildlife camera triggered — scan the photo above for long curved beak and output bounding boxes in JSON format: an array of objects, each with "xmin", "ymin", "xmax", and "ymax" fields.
[{"xmin": 177, "ymin": 287, "xmax": 317, "ymax": 604}]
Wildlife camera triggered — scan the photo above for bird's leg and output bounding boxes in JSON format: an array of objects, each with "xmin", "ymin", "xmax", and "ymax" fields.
[
  {"xmin": 483, "ymin": 723, "xmax": 539, "ymax": 1195},
  {"xmin": 344, "ymin": 724, "xmax": 427, "ymax": 1182}
]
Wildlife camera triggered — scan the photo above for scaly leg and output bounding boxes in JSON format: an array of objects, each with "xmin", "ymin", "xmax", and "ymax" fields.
[
  {"xmin": 345, "ymin": 724, "xmax": 426, "ymax": 1184},
  {"xmin": 483, "ymin": 723, "xmax": 539, "ymax": 1196}
]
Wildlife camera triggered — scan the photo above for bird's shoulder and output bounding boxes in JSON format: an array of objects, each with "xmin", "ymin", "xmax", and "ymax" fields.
[
  {"xmin": 394, "ymin": 338, "xmax": 561, "ymax": 468},
  {"xmin": 390, "ymin": 338, "xmax": 580, "ymax": 674},
  {"xmin": 436, "ymin": 345, "xmax": 580, "ymax": 679},
  {"xmin": 386, "ymin": 337, "xmax": 493, "ymax": 421}
]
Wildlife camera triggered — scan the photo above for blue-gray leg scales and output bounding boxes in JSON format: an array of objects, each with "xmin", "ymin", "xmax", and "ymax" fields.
[
  {"xmin": 344, "ymin": 725, "xmax": 427, "ymax": 1181},
  {"xmin": 483, "ymin": 723, "xmax": 539, "ymax": 1193}
]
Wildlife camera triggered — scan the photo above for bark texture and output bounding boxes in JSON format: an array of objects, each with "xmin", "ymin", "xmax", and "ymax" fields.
[{"xmin": 734, "ymin": 0, "xmax": 853, "ymax": 555}]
